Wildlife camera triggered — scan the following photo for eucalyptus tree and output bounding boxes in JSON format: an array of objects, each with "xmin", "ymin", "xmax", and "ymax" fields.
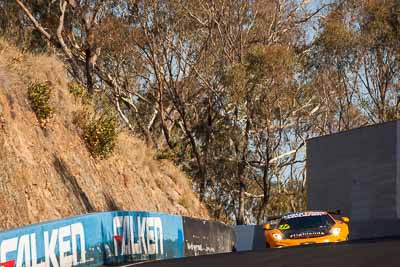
[
  {"xmin": 311, "ymin": 0, "xmax": 400, "ymax": 133},
  {"xmin": 11, "ymin": 0, "xmax": 328, "ymax": 224}
]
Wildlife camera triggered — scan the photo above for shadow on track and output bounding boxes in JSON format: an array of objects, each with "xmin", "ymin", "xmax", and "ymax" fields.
[{"xmin": 128, "ymin": 238, "xmax": 400, "ymax": 267}]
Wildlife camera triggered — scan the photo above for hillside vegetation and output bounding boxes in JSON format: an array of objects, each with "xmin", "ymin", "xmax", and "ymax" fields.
[
  {"xmin": 0, "ymin": 41, "xmax": 208, "ymax": 230},
  {"xmin": 2, "ymin": 0, "xmax": 399, "ymax": 224}
]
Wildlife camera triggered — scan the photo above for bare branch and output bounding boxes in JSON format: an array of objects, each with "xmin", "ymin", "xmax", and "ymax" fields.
[{"xmin": 15, "ymin": 0, "xmax": 52, "ymax": 41}]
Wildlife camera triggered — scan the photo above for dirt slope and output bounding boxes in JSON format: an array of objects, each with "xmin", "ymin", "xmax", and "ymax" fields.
[{"xmin": 0, "ymin": 41, "xmax": 208, "ymax": 230}]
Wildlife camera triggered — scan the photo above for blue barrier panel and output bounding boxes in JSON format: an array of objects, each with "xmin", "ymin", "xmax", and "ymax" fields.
[
  {"xmin": 0, "ymin": 211, "xmax": 184, "ymax": 267},
  {"xmin": 101, "ymin": 211, "xmax": 184, "ymax": 264},
  {"xmin": 0, "ymin": 213, "xmax": 104, "ymax": 267}
]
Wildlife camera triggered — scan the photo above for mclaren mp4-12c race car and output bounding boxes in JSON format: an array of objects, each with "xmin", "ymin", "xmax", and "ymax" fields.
[{"xmin": 263, "ymin": 211, "xmax": 350, "ymax": 248}]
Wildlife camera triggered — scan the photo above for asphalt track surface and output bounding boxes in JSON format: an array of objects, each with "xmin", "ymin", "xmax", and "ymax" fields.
[{"xmin": 129, "ymin": 239, "xmax": 400, "ymax": 267}]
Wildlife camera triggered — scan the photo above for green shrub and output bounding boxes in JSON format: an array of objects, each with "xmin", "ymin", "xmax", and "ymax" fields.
[
  {"xmin": 68, "ymin": 82, "xmax": 85, "ymax": 99},
  {"xmin": 28, "ymin": 81, "xmax": 54, "ymax": 124},
  {"xmin": 68, "ymin": 82, "xmax": 91, "ymax": 104},
  {"xmin": 77, "ymin": 110, "xmax": 119, "ymax": 158},
  {"xmin": 155, "ymin": 148, "xmax": 175, "ymax": 160}
]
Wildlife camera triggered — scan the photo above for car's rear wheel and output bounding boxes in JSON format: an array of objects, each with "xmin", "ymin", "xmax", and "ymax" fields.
[{"xmin": 266, "ymin": 242, "xmax": 271, "ymax": 248}]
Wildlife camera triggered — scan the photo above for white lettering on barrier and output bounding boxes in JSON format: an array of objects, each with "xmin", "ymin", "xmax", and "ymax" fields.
[
  {"xmin": 138, "ymin": 217, "xmax": 147, "ymax": 255},
  {"xmin": 16, "ymin": 235, "xmax": 30, "ymax": 267},
  {"xmin": 71, "ymin": 223, "xmax": 85, "ymax": 265},
  {"xmin": 30, "ymin": 234, "xmax": 45, "ymax": 267},
  {"xmin": 0, "ymin": 223, "xmax": 86, "ymax": 267},
  {"xmin": 186, "ymin": 242, "xmax": 216, "ymax": 256},
  {"xmin": 44, "ymin": 229, "xmax": 59, "ymax": 267},
  {"xmin": 59, "ymin": 226, "xmax": 72, "ymax": 267},
  {"xmin": 113, "ymin": 216, "xmax": 122, "ymax": 256},
  {"xmin": 1, "ymin": 238, "xmax": 18, "ymax": 264},
  {"xmin": 113, "ymin": 216, "xmax": 164, "ymax": 257},
  {"xmin": 122, "ymin": 216, "xmax": 130, "ymax": 255}
]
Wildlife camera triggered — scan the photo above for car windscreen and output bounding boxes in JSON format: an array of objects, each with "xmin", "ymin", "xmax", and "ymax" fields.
[{"xmin": 278, "ymin": 215, "xmax": 334, "ymax": 230}]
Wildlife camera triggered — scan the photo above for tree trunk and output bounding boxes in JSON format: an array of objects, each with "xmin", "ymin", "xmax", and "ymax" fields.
[
  {"xmin": 237, "ymin": 175, "xmax": 246, "ymax": 225},
  {"xmin": 85, "ymin": 48, "xmax": 94, "ymax": 94},
  {"xmin": 257, "ymin": 162, "xmax": 269, "ymax": 224},
  {"xmin": 198, "ymin": 168, "xmax": 207, "ymax": 202}
]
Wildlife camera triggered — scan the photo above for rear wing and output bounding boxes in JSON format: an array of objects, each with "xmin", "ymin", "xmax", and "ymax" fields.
[
  {"xmin": 327, "ymin": 210, "xmax": 341, "ymax": 215},
  {"xmin": 265, "ymin": 215, "xmax": 282, "ymax": 228},
  {"xmin": 266, "ymin": 210, "xmax": 342, "ymax": 222},
  {"xmin": 266, "ymin": 215, "xmax": 282, "ymax": 221}
]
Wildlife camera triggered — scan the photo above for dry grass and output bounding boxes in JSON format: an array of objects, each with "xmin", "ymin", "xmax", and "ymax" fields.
[{"xmin": 0, "ymin": 40, "xmax": 208, "ymax": 230}]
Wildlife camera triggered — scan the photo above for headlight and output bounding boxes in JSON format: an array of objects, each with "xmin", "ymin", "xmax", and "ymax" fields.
[
  {"xmin": 331, "ymin": 227, "xmax": 341, "ymax": 236},
  {"xmin": 272, "ymin": 233, "xmax": 283, "ymax": 240}
]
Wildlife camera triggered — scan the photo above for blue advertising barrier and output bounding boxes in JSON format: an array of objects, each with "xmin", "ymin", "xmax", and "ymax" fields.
[
  {"xmin": 103, "ymin": 211, "xmax": 184, "ymax": 264},
  {"xmin": 0, "ymin": 211, "xmax": 184, "ymax": 267}
]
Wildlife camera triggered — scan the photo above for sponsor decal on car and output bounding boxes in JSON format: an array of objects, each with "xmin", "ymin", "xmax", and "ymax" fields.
[
  {"xmin": 278, "ymin": 224, "xmax": 290, "ymax": 230},
  {"xmin": 282, "ymin": 211, "xmax": 327, "ymax": 220},
  {"xmin": 289, "ymin": 231, "xmax": 326, "ymax": 239}
]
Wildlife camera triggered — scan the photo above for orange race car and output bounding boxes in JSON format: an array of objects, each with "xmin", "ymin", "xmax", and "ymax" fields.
[{"xmin": 263, "ymin": 211, "xmax": 349, "ymax": 248}]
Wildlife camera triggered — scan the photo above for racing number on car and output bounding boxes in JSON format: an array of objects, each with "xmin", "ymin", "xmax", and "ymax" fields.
[{"xmin": 279, "ymin": 224, "xmax": 290, "ymax": 230}]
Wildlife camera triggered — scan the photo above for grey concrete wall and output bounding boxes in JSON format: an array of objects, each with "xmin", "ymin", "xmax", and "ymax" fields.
[
  {"xmin": 307, "ymin": 121, "xmax": 400, "ymax": 239},
  {"xmin": 234, "ymin": 225, "xmax": 266, "ymax": 251},
  {"xmin": 182, "ymin": 217, "xmax": 236, "ymax": 256},
  {"xmin": 235, "ymin": 225, "xmax": 255, "ymax": 251}
]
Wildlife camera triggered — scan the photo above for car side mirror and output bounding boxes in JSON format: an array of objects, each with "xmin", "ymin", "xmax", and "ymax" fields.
[
  {"xmin": 263, "ymin": 223, "xmax": 271, "ymax": 230},
  {"xmin": 341, "ymin": 217, "xmax": 350, "ymax": 223}
]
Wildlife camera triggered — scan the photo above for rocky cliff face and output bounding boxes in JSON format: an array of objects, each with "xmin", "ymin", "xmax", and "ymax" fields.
[{"xmin": 0, "ymin": 41, "xmax": 208, "ymax": 230}]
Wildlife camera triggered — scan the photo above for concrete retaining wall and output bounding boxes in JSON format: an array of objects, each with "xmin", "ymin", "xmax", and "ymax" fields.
[
  {"xmin": 307, "ymin": 121, "xmax": 400, "ymax": 239},
  {"xmin": 182, "ymin": 217, "xmax": 235, "ymax": 256},
  {"xmin": 234, "ymin": 225, "xmax": 265, "ymax": 251}
]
